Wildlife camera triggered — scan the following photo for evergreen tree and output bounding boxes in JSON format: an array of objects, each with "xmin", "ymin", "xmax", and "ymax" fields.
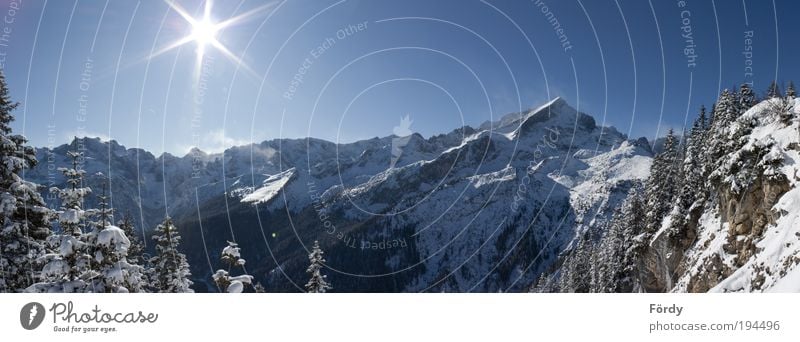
[
  {"xmin": 149, "ymin": 217, "xmax": 193, "ymax": 292},
  {"xmin": 92, "ymin": 177, "xmax": 113, "ymax": 230},
  {"xmin": 621, "ymin": 190, "xmax": 647, "ymax": 292},
  {"xmin": 88, "ymin": 182, "xmax": 145, "ymax": 293},
  {"xmin": 706, "ymin": 90, "xmax": 741, "ymax": 177},
  {"xmin": 643, "ymin": 129, "xmax": 681, "ymax": 238},
  {"xmin": 667, "ymin": 106, "xmax": 709, "ymax": 239},
  {"xmin": 738, "ymin": 83, "xmax": 758, "ymax": 112},
  {"xmin": 529, "ymin": 273, "xmax": 558, "ymax": 293},
  {"xmin": 592, "ymin": 187, "xmax": 646, "ymax": 292},
  {"xmin": 707, "ymin": 89, "xmax": 759, "ymax": 189},
  {"xmin": 0, "ymin": 70, "xmax": 52, "ymax": 292},
  {"xmin": 787, "ymin": 81, "xmax": 796, "ymax": 99},
  {"xmin": 117, "ymin": 211, "xmax": 144, "ymax": 265},
  {"xmin": 212, "ymin": 241, "xmax": 253, "ymax": 293},
  {"xmin": 593, "ymin": 211, "xmax": 626, "ymax": 292},
  {"xmin": 90, "ymin": 225, "xmax": 146, "ymax": 292},
  {"xmin": 768, "ymin": 87, "xmax": 797, "ymax": 125},
  {"xmin": 305, "ymin": 240, "xmax": 331, "ymax": 293},
  {"xmin": 27, "ymin": 149, "xmax": 94, "ymax": 293},
  {"xmin": 559, "ymin": 233, "xmax": 592, "ymax": 293},
  {"xmin": 766, "ymin": 80, "xmax": 782, "ymax": 98}
]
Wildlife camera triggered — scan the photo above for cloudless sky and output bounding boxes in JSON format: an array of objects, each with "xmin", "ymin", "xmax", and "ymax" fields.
[{"xmin": 1, "ymin": 0, "xmax": 798, "ymax": 155}]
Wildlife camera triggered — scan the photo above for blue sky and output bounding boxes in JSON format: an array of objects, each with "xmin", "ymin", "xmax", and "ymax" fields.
[{"xmin": 1, "ymin": 0, "xmax": 798, "ymax": 155}]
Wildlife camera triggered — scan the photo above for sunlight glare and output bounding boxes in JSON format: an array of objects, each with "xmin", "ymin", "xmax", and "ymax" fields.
[
  {"xmin": 153, "ymin": 0, "xmax": 275, "ymax": 79},
  {"xmin": 191, "ymin": 18, "xmax": 218, "ymax": 48}
]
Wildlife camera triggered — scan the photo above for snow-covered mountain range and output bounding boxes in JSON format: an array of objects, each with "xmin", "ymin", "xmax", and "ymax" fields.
[
  {"xmin": 25, "ymin": 98, "xmax": 658, "ymax": 292},
  {"xmin": 535, "ymin": 91, "xmax": 800, "ymax": 293}
]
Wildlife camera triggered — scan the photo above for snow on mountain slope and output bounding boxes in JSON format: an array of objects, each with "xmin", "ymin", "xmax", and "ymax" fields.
[
  {"xmin": 26, "ymin": 98, "xmax": 653, "ymax": 292},
  {"xmin": 479, "ymin": 96, "xmax": 564, "ymax": 135},
  {"xmin": 569, "ymin": 139, "xmax": 653, "ymax": 238},
  {"xmin": 670, "ymin": 98, "xmax": 800, "ymax": 292},
  {"xmin": 240, "ymin": 168, "xmax": 296, "ymax": 204},
  {"xmin": 286, "ymin": 97, "xmax": 652, "ymax": 292},
  {"xmin": 769, "ymin": 263, "xmax": 800, "ymax": 292}
]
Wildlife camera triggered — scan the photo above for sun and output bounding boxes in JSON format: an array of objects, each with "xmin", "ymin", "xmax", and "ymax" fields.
[
  {"xmin": 191, "ymin": 17, "xmax": 218, "ymax": 48},
  {"xmin": 152, "ymin": 0, "xmax": 275, "ymax": 78},
  {"xmin": 150, "ymin": 0, "xmax": 278, "ymax": 79}
]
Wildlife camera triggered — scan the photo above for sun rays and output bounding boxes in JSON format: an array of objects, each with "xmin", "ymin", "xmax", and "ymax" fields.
[{"xmin": 153, "ymin": 0, "xmax": 274, "ymax": 80}]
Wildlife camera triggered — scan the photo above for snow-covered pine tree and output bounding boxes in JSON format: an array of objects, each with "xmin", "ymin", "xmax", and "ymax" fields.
[
  {"xmin": 773, "ymin": 81, "xmax": 797, "ymax": 124},
  {"xmin": 738, "ymin": 83, "xmax": 758, "ymax": 112},
  {"xmin": 212, "ymin": 241, "xmax": 254, "ymax": 293},
  {"xmin": 709, "ymin": 88, "xmax": 763, "ymax": 189},
  {"xmin": 642, "ymin": 129, "xmax": 681, "ymax": 238},
  {"xmin": 675, "ymin": 128, "xmax": 687, "ymax": 188},
  {"xmin": 699, "ymin": 101, "xmax": 717, "ymax": 171},
  {"xmin": 149, "ymin": 216, "xmax": 193, "ymax": 292},
  {"xmin": 667, "ymin": 106, "xmax": 709, "ymax": 240},
  {"xmin": 529, "ymin": 273, "xmax": 558, "ymax": 293},
  {"xmin": 558, "ymin": 233, "xmax": 592, "ymax": 293},
  {"xmin": 706, "ymin": 89, "xmax": 741, "ymax": 179},
  {"xmin": 592, "ymin": 210, "xmax": 627, "ymax": 292},
  {"xmin": 0, "ymin": 70, "xmax": 52, "ymax": 292},
  {"xmin": 592, "ymin": 187, "xmax": 646, "ymax": 293},
  {"xmin": 53, "ymin": 149, "xmax": 93, "ymax": 239},
  {"xmin": 88, "ymin": 181, "xmax": 145, "ymax": 293},
  {"xmin": 305, "ymin": 240, "xmax": 331, "ymax": 293},
  {"xmin": 786, "ymin": 81, "xmax": 796, "ymax": 99},
  {"xmin": 91, "ymin": 224, "xmax": 146, "ymax": 292},
  {"xmin": 81, "ymin": 176, "xmax": 111, "ymax": 289},
  {"xmin": 618, "ymin": 128, "xmax": 683, "ymax": 285},
  {"xmin": 766, "ymin": 80, "xmax": 782, "ymax": 98},
  {"xmin": 117, "ymin": 211, "xmax": 144, "ymax": 265},
  {"xmin": 27, "ymin": 148, "xmax": 94, "ymax": 293},
  {"xmin": 621, "ymin": 189, "xmax": 647, "ymax": 292},
  {"xmin": 92, "ymin": 178, "xmax": 113, "ymax": 229},
  {"xmin": 767, "ymin": 86, "xmax": 797, "ymax": 126}
]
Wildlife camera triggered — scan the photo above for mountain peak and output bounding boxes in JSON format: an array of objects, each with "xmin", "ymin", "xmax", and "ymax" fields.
[
  {"xmin": 538, "ymin": 96, "xmax": 565, "ymax": 110},
  {"xmin": 186, "ymin": 146, "xmax": 207, "ymax": 157},
  {"xmin": 478, "ymin": 97, "xmax": 594, "ymax": 134}
]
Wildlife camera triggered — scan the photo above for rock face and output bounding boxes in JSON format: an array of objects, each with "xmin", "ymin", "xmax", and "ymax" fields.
[
  {"xmin": 686, "ymin": 175, "xmax": 793, "ymax": 292},
  {"xmin": 643, "ymin": 175, "xmax": 792, "ymax": 293},
  {"xmin": 642, "ymin": 233, "xmax": 681, "ymax": 292},
  {"xmin": 720, "ymin": 177, "xmax": 790, "ymax": 266},
  {"xmin": 686, "ymin": 253, "xmax": 732, "ymax": 293}
]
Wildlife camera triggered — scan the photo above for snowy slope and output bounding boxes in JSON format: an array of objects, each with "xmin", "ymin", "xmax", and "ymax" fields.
[
  {"xmin": 240, "ymin": 168, "xmax": 296, "ymax": 204},
  {"xmin": 26, "ymin": 98, "xmax": 653, "ymax": 292},
  {"xmin": 670, "ymin": 98, "xmax": 800, "ymax": 292},
  {"xmin": 264, "ymin": 97, "xmax": 653, "ymax": 292},
  {"xmin": 769, "ymin": 264, "xmax": 800, "ymax": 292}
]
